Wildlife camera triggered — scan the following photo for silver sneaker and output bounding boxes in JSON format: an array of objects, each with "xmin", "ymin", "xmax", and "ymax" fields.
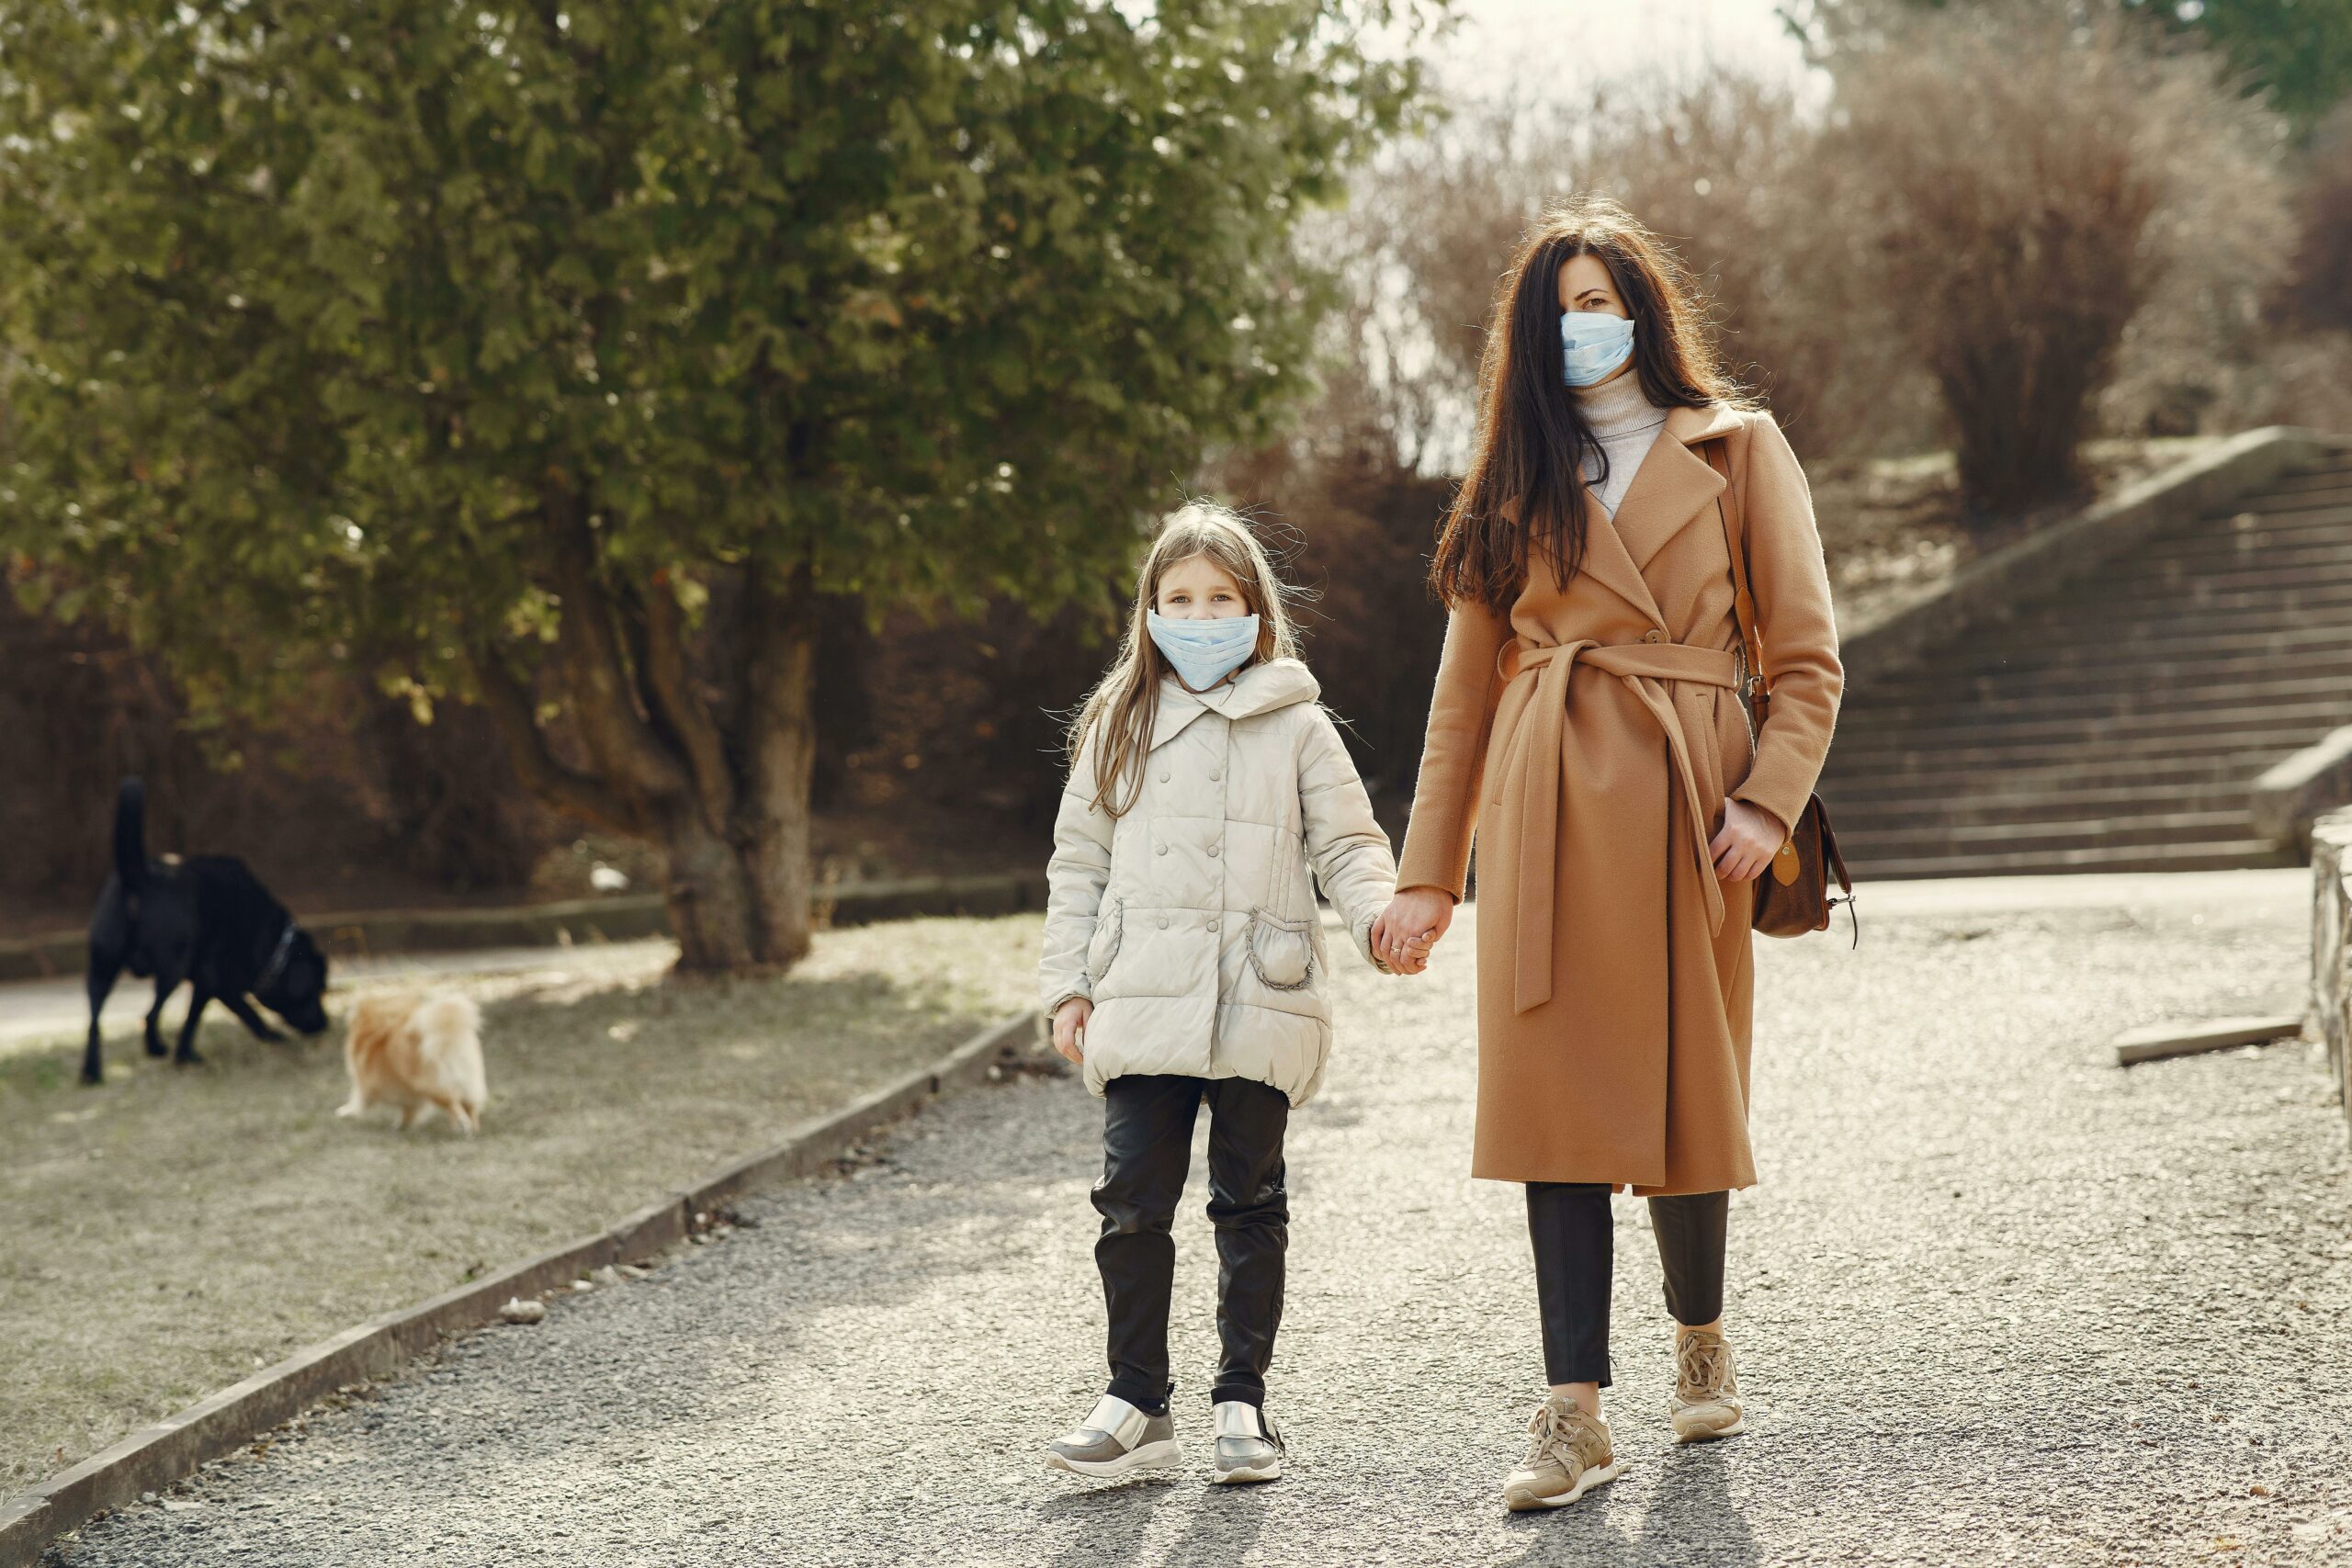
[
  {"xmin": 1208, "ymin": 1400, "xmax": 1283, "ymax": 1484},
  {"xmin": 1045, "ymin": 1394, "xmax": 1182, "ymax": 1478}
]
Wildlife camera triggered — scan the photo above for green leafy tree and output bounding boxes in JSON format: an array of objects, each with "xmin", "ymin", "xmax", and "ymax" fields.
[
  {"xmin": 1783, "ymin": 0, "xmax": 2352, "ymax": 133},
  {"xmin": 2137, "ymin": 0, "xmax": 2352, "ymax": 134},
  {"xmin": 0, "ymin": 0, "xmax": 1440, "ymax": 969}
]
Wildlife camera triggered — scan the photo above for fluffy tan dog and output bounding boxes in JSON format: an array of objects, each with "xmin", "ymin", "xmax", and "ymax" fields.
[{"xmin": 337, "ymin": 992, "xmax": 488, "ymax": 1134}]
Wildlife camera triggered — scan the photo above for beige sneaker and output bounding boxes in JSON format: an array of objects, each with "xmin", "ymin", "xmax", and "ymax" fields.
[
  {"xmin": 1502, "ymin": 1395, "xmax": 1627, "ymax": 1512},
  {"xmin": 1668, "ymin": 1327, "xmax": 1746, "ymax": 1442}
]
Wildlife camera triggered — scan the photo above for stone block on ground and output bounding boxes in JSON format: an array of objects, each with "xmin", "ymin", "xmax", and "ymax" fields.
[{"xmin": 2312, "ymin": 807, "xmax": 2352, "ymax": 1132}]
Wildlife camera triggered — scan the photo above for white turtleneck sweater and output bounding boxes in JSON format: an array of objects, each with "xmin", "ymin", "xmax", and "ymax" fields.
[{"xmin": 1574, "ymin": 370, "xmax": 1670, "ymax": 518}]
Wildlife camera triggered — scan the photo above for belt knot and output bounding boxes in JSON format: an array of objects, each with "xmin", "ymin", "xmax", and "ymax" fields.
[{"xmin": 1489, "ymin": 634, "xmax": 1742, "ymax": 1012}]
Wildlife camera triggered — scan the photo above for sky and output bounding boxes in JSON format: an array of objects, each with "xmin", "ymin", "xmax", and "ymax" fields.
[{"xmin": 1428, "ymin": 0, "xmax": 1815, "ymax": 93}]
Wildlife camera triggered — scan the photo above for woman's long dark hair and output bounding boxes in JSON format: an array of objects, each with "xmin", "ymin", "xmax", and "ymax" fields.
[{"xmin": 1430, "ymin": 196, "xmax": 1748, "ymax": 614}]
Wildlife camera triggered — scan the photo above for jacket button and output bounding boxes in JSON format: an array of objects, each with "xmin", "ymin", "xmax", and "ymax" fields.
[
  {"xmin": 1209, "ymin": 770, "xmax": 1221, "ymax": 781},
  {"xmin": 1642, "ymin": 627, "xmax": 1667, "ymax": 643},
  {"xmin": 1159, "ymin": 769, "xmax": 1171, "ymax": 782},
  {"xmin": 1206, "ymin": 919, "xmax": 1220, "ymax": 933},
  {"xmin": 1207, "ymin": 844, "xmax": 1220, "ymax": 858},
  {"xmin": 1158, "ymin": 916, "xmax": 1169, "ymax": 929},
  {"xmin": 1156, "ymin": 844, "xmax": 1168, "ymax": 855}
]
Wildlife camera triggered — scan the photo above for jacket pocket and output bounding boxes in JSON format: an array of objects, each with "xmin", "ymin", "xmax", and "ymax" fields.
[
  {"xmin": 1084, "ymin": 897, "xmax": 1125, "ymax": 987},
  {"xmin": 1244, "ymin": 908, "xmax": 1317, "ymax": 991}
]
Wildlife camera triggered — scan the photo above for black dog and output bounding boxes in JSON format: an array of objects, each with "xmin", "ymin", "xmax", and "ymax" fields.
[{"xmin": 83, "ymin": 778, "xmax": 331, "ymax": 1085}]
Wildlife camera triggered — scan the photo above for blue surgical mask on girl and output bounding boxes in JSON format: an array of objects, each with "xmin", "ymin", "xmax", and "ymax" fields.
[
  {"xmin": 1148, "ymin": 611, "xmax": 1261, "ymax": 692},
  {"xmin": 1561, "ymin": 310, "xmax": 1635, "ymax": 387}
]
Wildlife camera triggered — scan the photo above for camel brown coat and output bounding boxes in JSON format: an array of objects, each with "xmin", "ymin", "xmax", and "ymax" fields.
[{"xmin": 1394, "ymin": 403, "xmax": 1842, "ymax": 1194}]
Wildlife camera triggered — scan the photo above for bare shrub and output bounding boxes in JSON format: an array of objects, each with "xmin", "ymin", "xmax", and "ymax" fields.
[
  {"xmin": 1828, "ymin": 5, "xmax": 2290, "ymax": 516},
  {"xmin": 2290, "ymin": 102, "xmax": 2352, "ymax": 333}
]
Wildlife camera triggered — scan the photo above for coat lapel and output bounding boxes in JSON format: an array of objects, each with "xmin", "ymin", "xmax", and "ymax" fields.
[
  {"xmin": 1571, "ymin": 480, "xmax": 1668, "ymax": 628},
  {"xmin": 1610, "ymin": 404, "xmax": 1742, "ymax": 574}
]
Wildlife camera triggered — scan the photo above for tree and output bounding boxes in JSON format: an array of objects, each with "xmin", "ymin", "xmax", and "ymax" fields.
[
  {"xmin": 1825, "ymin": 5, "xmax": 2285, "ymax": 516},
  {"xmin": 0, "ymin": 0, "xmax": 1441, "ymax": 969},
  {"xmin": 1784, "ymin": 0, "xmax": 2352, "ymax": 136}
]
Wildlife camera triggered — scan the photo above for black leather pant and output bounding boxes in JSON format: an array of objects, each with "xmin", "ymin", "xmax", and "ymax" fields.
[
  {"xmin": 1093, "ymin": 1074, "xmax": 1289, "ymax": 1412},
  {"xmin": 1526, "ymin": 1182, "xmax": 1728, "ymax": 1388}
]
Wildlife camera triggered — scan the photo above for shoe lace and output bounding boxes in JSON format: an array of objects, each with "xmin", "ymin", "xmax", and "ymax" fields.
[
  {"xmin": 1677, "ymin": 1335, "xmax": 1737, "ymax": 1400},
  {"xmin": 1521, "ymin": 1403, "xmax": 1589, "ymax": 1473}
]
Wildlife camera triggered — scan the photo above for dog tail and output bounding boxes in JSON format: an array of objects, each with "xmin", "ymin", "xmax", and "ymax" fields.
[{"xmin": 113, "ymin": 777, "xmax": 148, "ymax": 895}]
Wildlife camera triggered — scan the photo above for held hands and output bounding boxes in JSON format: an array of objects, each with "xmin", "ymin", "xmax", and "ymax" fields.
[
  {"xmin": 1051, "ymin": 998, "xmax": 1091, "ymax": 1065},
  {"xmin": 1371, "ymin": 887, "xmax": 1455, "ymax": 976},
  {"xmin": 1711, "ymin": 798, "xmax": 1785, "ymax": 883}
]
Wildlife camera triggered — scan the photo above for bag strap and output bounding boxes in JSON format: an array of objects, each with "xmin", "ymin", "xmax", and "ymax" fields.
[{"xmin": 1702, "ymin": 436, "xmax": 1770, "ymax": 726}]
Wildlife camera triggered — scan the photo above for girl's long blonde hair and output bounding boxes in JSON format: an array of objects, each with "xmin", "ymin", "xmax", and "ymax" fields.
[{"xmin": 1068, "ymin": 502, "xmax": 1301, "ymax": 818}]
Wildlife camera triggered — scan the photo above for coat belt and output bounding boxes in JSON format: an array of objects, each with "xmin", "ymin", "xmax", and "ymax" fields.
[{"xmin": 1491, "ymin": 636, "xmax": 1743, "ymax": 1014}]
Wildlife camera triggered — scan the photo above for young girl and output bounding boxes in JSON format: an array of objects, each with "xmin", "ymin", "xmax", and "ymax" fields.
[{"xmin": 1038, "ymin": 502, "xmax": 1423, "ymax": 1485}]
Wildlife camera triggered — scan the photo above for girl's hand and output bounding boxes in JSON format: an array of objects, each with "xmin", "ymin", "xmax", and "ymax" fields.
[
  {"xmin": 1711, "ymin": 799, "xmax": 1785, "ymax": 884},
  {"xmin": 1373, "ymin": 887, "xmax": 1454, "ymax": 976},
  {"xmin": 1051, "ymin": 998, "xmax": 1092, "ymax": 1065}
]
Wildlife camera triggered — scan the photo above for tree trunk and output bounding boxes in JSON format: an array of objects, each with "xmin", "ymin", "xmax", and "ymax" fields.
[
  {"xmin": 737, "ymin": 578, "xmax": 818, "ymax": 967},
  {"xmin": 650, "ymin": 576, "xmax": 816, "ymax": 972},
  {"xmin": 472, "ymin": 522, "xmax": 820, "ymax": 974},
  {"xmin": 658, "ymin": 801, "xmax": 763, "ymax": 972}
]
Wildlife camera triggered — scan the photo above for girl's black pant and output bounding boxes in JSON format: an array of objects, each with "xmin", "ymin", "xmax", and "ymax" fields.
[
  {"xmin": 1093, "ymin": 1074, "xmax": 1289, "ymax": 1414},
  {"xmin": 1526, "ymin": 1181, "xmax": 1727, "ymax": 1388}
]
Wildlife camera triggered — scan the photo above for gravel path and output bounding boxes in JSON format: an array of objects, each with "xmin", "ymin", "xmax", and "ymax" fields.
[{"xmin": 55, "ymin": 871, "xmax": 2352, "ymax": 1567}]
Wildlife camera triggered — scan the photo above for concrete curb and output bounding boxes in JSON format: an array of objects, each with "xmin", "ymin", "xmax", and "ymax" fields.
[
  {"xmin": 0, "ymin": 872, "xmax": 1050, "ymax": 983},
  {"xmin": 2253, "ymin": 726, "xmax": 2352, "ymax": 856},
  {"xmin": 1838, "ymin": 426, "xmax": 2352, "ymax": 683},
  {"xmin": 0, "ymin": 1009, "xmax": 1043, "ymax": 1567},
  {"xmin": 2111, "ymin": 1013, "xmax": 2304, "ymax": 1067}
]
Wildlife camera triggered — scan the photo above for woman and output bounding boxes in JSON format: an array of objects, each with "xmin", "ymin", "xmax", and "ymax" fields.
[{"xmin": 1370, "ymin": 197, "xmax": 1841, "ymax": 1513}]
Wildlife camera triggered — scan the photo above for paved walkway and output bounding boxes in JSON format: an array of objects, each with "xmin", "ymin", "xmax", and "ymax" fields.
[{"xmin": 55, "ymin": 870, "xmax": 2352, "ymax": 1567}]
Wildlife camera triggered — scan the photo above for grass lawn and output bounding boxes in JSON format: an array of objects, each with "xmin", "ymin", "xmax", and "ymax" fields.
[{"xmin": 0, "ymin": 912, "xmax": 1046, "ymax": 1495}]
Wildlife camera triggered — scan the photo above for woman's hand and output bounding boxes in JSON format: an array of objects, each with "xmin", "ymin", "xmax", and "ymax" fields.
[
  {"xmin": 1051, "ymin": 998, "xmax": 1092, "ymax": 1065},
  {"xmin": 1373, "ymin": 887, "xmax": 1455, "ymax": 976},
  {"xmin": 1710, "ymin": 799, "xmax": 1785, "ymax": 883}
]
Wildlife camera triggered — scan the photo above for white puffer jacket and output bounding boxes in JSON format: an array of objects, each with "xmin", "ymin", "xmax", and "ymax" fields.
[{"xmin": 1038, "ymin": 658, "xmax": 1398, "ymax": 1107}]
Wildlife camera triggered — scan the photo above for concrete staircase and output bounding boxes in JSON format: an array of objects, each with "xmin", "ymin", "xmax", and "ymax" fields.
[{"xmin": 1818, "ymin": 449, "xmax": 2352, "ymax": 879}]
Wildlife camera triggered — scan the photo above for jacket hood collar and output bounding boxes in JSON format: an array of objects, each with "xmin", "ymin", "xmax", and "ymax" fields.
[{"xmin": 1150, "ymin": 657, "xmax": 1319, "ymax": 750}]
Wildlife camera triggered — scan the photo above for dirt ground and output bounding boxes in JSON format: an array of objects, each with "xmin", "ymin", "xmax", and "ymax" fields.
[{"xmin": 0, "ymin": 913, "xmax": 1046, "ymax": 1495}]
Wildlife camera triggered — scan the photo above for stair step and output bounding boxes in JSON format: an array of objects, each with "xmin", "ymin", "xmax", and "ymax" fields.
[
  {"xmin": 2030, "ymin": 581, "xmax": 2352, "ymax": 620},
  {"xmin": 2102, "ymin": 558, "xmax": 2352, "ymax": 594},
  {"xmin": 2265, "ymin": 461, "xmax": 2352, "ymax": 492},
  {"xmin": 2173, "ymin": 510, "xmax": 2342, "ymax": 540},
  {"xmin": 2233, "ymin": 463, "xmax": 2352, "ymax": 488},
  {"xmin": 1822, "ymin": 754, "xmax": 2288, "ymax": 805},
  {"xmin": 1857, "ymin": 630, "xmax": 2352, "ymax": 688},
  {"xmin": 2143, "ymin": 522, "xmax": 2352, "ymax": 558},
  {"xmin": 1829, "ymin": 734, "xmax": 2323, "ymax": 777},
  {"xmin": 1846, "ymin": 840, "xmax": 2299, "ymax": 880},
  {"xmin": 1821, "ymin": 457, "xmax": 2349, "ymax": 879},
  {"xmin": 2221, "ymin": 490, "xmax": 2352, "ymax": 520},
  {"xmin": 1825, "ymin": 781, "xmax": 2260, "ymax": 830},
  {"xmin": 1849, "ymin": 649, "xmax": 2352, "ymax": 704},
  {"xmin": 1838, "ymin": 806, "xmax": 2257, "ymax": 852},
  {"xmin": 1955, "ymin": 608, "xmax": 2352, "ymax": 658},
  {"xmin": 1840, "ymin": 673, "xmax": 2352, "ymax": 728},
  {"xmin": 1826, "ymin": 699, "xmax": 2352, "ymax": 758}
]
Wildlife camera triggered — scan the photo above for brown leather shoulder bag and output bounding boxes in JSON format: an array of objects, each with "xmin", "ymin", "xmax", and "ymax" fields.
[{"xmin": 1702, "ymin": 436, "xmax": 1858, "ymax": 945}]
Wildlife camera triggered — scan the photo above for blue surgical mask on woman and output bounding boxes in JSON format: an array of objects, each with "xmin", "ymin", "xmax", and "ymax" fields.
[
  {"xmin": 1561, "ymin": 310, "xmax": 1635, "ymax": 388},
  {"xmin": 1148, "ymin": 611, "xmax": 1260, "ymax": 692}
]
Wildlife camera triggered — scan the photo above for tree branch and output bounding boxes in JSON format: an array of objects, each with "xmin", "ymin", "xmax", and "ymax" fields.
[
  {"xmin": 639, "ymin": 572, "xmax": 738, "ymax": 833},
  {"xmin": 466, "ymin": 648, "xmax": 639, "ymax": 834},
  {"xmin": 543, "ymin": 479, "xmax": 694, "ymax": 811}
]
